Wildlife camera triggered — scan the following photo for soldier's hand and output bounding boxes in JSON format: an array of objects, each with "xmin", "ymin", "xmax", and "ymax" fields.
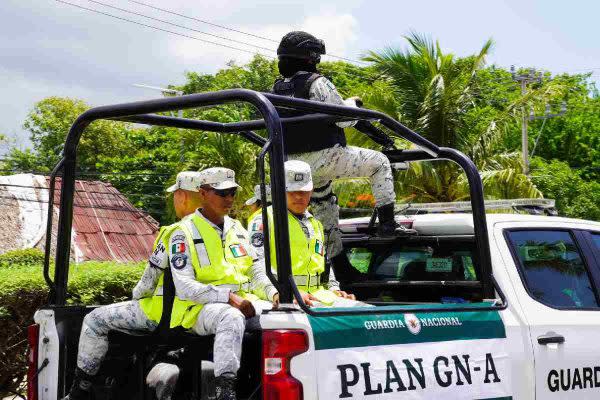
[
  {"xmin": 228, "ymin": 292, "xmax": 256, "ymax": 319},
  {"xmin": 347, "ymin": 96, "xmax": 363, "ymax": 108},
  {"xmin": 294, "ymin": 292, "xmax": 318, "ymax": 307},
  {"xmin": 272, "ymin": 293, "xmax": 280, "ymax": 308},
  {"xmin": 334, "ymin": 290, "xmax": 356, "ymax": 300}
]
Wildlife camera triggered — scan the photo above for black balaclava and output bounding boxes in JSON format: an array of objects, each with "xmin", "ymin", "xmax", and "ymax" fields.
[{"xmin": 278, "ymin": 57, "xmax": 317, "ymax": 78}]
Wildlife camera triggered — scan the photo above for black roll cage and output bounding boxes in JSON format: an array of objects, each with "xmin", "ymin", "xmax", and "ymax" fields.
[{"xmin": 44, "ymin": 89, "xmax": 506, "ymax": 321}]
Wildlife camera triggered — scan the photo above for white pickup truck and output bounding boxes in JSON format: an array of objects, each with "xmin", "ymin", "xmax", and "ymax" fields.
[
  {"xmin": 25, "ymin": 89, "xmax": 600, "ymax": 400},
  {"xmin": 259, "ymin": 211, "xmax": 600, "ymax": 400},
  {"xmin": 31, "ymin": 210, "xmax": 600, "ymax": 400}
]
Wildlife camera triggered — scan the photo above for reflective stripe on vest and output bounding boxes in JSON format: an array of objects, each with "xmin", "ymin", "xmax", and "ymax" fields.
[
  {"xmin": 183, "ymin": 218, "xmax": 211, "ymax": 266},
  {"xmin": 153, "ymin": 281, "xmax": 250, "ymax": 296}
]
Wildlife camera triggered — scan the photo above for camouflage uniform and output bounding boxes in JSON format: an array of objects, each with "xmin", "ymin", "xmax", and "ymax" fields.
[
  {"xmin": 291, "ymin": 76, "xmax": 396, "ymax": 257},
  {"xmin": 75, "ymin": 211, "xmax": 270, "ymax": 378}
]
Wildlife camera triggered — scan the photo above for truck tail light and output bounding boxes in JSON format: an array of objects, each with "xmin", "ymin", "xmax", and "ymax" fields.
[
  {"xmin": 27, "ymin": 324, "xmax": 40, "ymax": 400},
  {"xmin": 397, "ymin": 219, "xmax": 414, "ymax": 229},
  {"xmin": 262, "ymin": 329, "xmax": 308, "ymax": 400}
]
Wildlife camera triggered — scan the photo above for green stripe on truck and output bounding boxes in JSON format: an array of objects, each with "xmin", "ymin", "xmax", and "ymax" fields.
[{"xmin": 308, "ymin": 305, "xmax": 505, "ymax": 350}]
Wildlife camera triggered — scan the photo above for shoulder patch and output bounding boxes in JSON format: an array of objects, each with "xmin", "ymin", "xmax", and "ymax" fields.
[
  {"xmin": 171, "ymin": 253, "xmax": 188, "ymax": 269},
  {"xmin": 149, "ymin": 242, "xmax": 166, "ymax": 266},
  {"xmin": 251, "ymin": 220, "xmax": 264, "ymax": 233},
  {"xmin": 171, "ymin": 234, "xmax": 186, "ymax": 243},
  {"xmin": 251, "ymin": 232, "xmax": 264, "ymax": 247},
  {"xmin": 324, "ymin": 79, "xmax": 336, "ymax": 91},
  {"xmin": 171, "ymin": 242, "xmax": 186, "ymax": 253},
  {"xmin": 230, "ymin": 244, "xmax": 248, "ymax": 258}
]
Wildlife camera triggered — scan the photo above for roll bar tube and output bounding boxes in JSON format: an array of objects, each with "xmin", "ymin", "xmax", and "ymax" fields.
[
  {"xmin": 52, "ymin": 89, "xmax": 293, "ymax": 305},
  {"xmin": 50, "ymin": 89, "xmax": 496, "ymax": 315}
]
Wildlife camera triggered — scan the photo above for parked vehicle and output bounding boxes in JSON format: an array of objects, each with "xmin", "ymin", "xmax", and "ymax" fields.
[{"xmin": 28, "ymin": 90, "xmax": 600, "ymax": 399}]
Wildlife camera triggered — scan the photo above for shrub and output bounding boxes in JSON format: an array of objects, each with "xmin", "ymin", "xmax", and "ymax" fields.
[
  {"xmin": 0, "ymin": 261, "xmax": 144, "ymax": 397},
  {"xmin": 0, "ymin": 248, "xmax": 46, "ymax": 268}
]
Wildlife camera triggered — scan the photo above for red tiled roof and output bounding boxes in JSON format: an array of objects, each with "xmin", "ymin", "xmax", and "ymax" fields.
[{"xmin": 49, "ymin": 177, "xmax": 159, "ymax": 263}]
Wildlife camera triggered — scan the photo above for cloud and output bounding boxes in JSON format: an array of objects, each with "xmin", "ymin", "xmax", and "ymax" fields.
[{"xmin": 0, "ymin": 0, "xmax": 361, "ymax": 151}]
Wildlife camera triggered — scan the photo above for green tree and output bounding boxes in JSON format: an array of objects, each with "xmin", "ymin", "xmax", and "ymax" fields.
[
  {"xmin": 5, "ymin": 97, "xmax": 131, "ymax": 173},
  {"xmin": 530, "ymin": 158, "xmax": 600, "ymax": 221},
  {"xmin": 359, "ymin": 33, "xmax": 563, "ymax": 202}
]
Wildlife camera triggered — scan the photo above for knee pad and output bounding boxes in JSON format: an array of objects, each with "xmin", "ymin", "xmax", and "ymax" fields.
[{"xmin": 311, "ymin": 181, "xmax": 334, "ymax": 204}]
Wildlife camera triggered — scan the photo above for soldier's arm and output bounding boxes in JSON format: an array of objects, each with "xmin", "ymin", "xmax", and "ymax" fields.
[
  {"xmin": 168, "ymin": 229, "xmax": 231, "ymax": 304},
  {"xmin": 247, "ymin": 216, "xmax": 278, "ymax": 301},
  {"xmin": 309, "ymin": 76, "xmax": 358, "ymax": 128},
  {"xmin": 325, "ymin": 261, "xmax": 341, "ymax": 292},
  {"xmin": 132, "ymin": 233, "xmax": 168, "ymax": 300}
]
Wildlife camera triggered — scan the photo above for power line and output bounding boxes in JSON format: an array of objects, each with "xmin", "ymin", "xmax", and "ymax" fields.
[
  {"xmin": 127, "ymin": 0, "xmax": 279, "ymax": 43},
  {"xmin": 54, "ymin": 0, "xmax": 373, "ymax": 87},
  {"xmin": 86, "ymin": 0, "xmax": 276, "ymax": 54},
  {"xmin": 126, "ymin": 0, "xmax": 367, "ymax": 65},
  {"xmin": 54, "ymin": 0, "xmax": 273, "ymax": 58}
]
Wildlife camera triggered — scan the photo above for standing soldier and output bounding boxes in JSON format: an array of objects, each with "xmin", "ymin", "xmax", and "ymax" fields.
[
  {"xmin": 272, "ymin": 31, "xmax": 410, "ymax": 265},
  {"xmin": 248, "ymin": 160, "xmax": 358, "ymax": 307},
  {"xmin": 63, "ymin": 168, "xmax": 270, "ymax": 400}
]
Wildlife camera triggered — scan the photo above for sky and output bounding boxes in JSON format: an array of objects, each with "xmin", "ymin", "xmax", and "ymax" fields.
[{"xmin": 1, "ymin": 0, "xmax": 599, "ymax": 152}]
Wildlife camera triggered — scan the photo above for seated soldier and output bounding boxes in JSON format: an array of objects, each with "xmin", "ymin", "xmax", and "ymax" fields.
[
  {"xmin": 244, "ymin": 184, "xmax": 271, "ymax": 227},
  {"xmin": 63, "ymin": 168, "xmax": 272, "ymax": 400},
  {"xmin": 249, "ymin": 160, "xmax": 361, "ymax": 307}
]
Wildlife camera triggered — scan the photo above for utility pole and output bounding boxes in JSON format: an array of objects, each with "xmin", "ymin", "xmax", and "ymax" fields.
[
  {"xmin": 133, "ymin": 84, "xmax": 185, "ymax": 162},
  {"xmin": 529, "ymin": 102, "xmax": 567, "ymax": 159},
  {"xmin": 511, "ymin": 66, "xmax": 541, "ymax": 175}
]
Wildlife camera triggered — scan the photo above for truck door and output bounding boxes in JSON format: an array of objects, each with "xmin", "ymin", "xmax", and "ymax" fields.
[{"xmin": 504, "ymin": 227, "xmax": 600, "ymax": 399}]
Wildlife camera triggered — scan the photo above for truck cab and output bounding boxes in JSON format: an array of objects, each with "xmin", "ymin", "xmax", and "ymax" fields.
[{"xmin": 27, "ymin": 90, "xmax": 600, "ymax": 400}]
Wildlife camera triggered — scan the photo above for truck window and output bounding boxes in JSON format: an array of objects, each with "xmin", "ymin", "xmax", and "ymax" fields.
[
  {"xmin": 347, "ymin": 242, "xmax": 478, "ymax": 281},
  {"xmin": 591, "ymin": 233, "xmax": 600, "ymax": 251},
  {"xmin": 508, "ymin": 230, "xmax": 599, "ymax": 309}
]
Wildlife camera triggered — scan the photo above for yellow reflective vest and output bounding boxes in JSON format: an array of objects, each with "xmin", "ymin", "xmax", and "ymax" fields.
[
  {"xmin": 265, "ymin": 207, "xmax": 337, "ymax": 305},
  {"xmin": 139, "ymin": 213, "xmax": 254, "ymax": 329}
]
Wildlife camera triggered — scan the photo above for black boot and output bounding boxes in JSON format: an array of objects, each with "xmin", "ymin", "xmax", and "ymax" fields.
[
  {"xmin": 376, "ymin": 203, "xmax": 416, "ymax": 237},
  {"xmin": 61, "ymin": 368, "xmax": 93, "ymax": 400},
  {"xmin": 215, "ymin": 374, "xmax": 237, "ymax": 400}
]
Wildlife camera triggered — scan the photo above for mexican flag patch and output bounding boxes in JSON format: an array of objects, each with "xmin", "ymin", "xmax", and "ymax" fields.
[
  {"xmin": 314, "ymin": 240, "xmax": 324, "ymax": 256},
  {"xmin": 172, "ymin": 242, "xmax": 186, "ymax": 253},
  {"xmin": 251, "ymin": 221, "xmax": 263, "ymax": 232},
  {"xmin": 230, "ymin": 244, "xmax": 248, "ymax": 258}
]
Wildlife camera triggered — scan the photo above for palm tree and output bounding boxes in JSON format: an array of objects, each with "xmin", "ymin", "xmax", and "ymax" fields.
[
  {"xmin": 364, "ymin": 32, "xmax": 493, "ymax": 149},
  {"xmin": 352, "ymin": 32, "xmax": 544, "ymax": 203}
]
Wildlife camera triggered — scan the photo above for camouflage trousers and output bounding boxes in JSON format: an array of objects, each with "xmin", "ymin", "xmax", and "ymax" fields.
[
  {"xmin": 292, "ymin": 145, "xmax": 396, "ymax": 257},
  {"xmin": 145, "ymin": 300, "xmax": 271, "ymax": 400},
  {"xmin": 77, "ymin": 300, "xmax": 265, "ymax": 378}
]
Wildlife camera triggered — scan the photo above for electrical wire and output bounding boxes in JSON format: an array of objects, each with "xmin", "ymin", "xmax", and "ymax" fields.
[
  {"xmin": 86, "ymin": 0, "xmax": 276, "ymax": 54},
  {"xmin": 127, "ymin": 0, "xmax": 279, "ymax": 43},
  {"xmin": 53, "ymin": 0, "xmax": 378, "ymax": 87},
  {"xmin": 54, "ymin": 0, "xmax": 274, "ymax": 58},
  {"xmin": 125, "ymin": 0, "xmax": 368, "ymax": 65}
]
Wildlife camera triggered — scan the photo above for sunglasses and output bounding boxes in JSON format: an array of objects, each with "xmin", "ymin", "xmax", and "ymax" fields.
[{"xmin": 208, "ymin": 187, "xmax": 238, "ymax": 198}]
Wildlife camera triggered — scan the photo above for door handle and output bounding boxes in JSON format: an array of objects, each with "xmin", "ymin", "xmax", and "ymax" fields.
[{"xmin": 537, "ymin": 332, "xmax": 565, "ymax": 345}]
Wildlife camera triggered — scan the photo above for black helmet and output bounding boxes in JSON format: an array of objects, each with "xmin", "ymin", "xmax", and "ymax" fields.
[{"xmin": 277, "ymin": 31, "xmax": 326, "ymax": 62}]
